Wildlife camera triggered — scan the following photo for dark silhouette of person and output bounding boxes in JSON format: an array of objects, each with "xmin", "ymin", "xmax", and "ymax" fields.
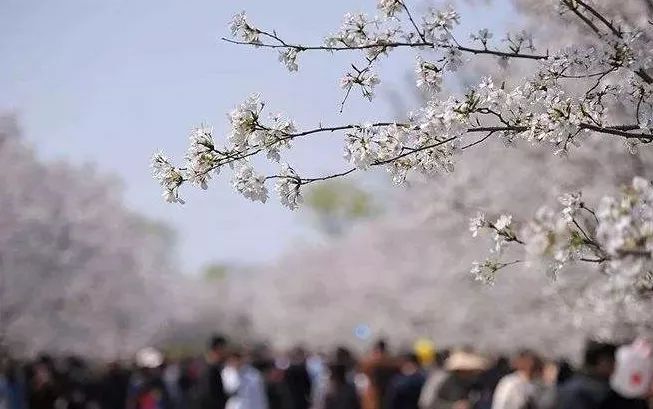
[
  {"xmin": 323, "ymin": 363, "xmax": 361, "ymax": 409},
  {"xmin": 385, "ymin": 353, "xmax": 426, "ymax": 409},
  {"xmin": 285, "ymin": 346, "xmax": 312, "ymax": 409},
  {"xmin": 198, "ymin": 335, "xmax": 229, "ymax": 409},
  {"xmin": 556, "ymin": 341, "xmax": 617, "ymax": 409}
]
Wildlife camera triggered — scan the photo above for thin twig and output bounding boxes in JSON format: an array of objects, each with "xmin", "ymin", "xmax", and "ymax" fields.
[
  {"xmin": 461, "ymin": 131, "xmax": 495, "ymax": 150},
  {"xmin": 401, "ymin": 2, "xmax": 426, "ymax": 42}
]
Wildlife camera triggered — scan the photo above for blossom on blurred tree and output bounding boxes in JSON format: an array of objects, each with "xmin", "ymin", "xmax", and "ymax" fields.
[{"xmin": 0, "ymin": 117, "xmax": 185, "ymax": 358}]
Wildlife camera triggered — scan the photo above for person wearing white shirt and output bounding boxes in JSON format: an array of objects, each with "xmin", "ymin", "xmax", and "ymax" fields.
[
  {"xmin": 224, "ymin": 350, "xmax": 269, "ymax": 409},
  {"xmin": 492, "ymin": 350, "xmax": 543, "ymax": 409}
]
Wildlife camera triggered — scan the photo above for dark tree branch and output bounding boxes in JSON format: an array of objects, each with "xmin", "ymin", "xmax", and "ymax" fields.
[{"xmin": 221, "ymin": 38, "xmax": 549, "ymax": 61}]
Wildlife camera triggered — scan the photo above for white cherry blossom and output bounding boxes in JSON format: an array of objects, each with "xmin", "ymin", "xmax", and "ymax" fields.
[
  {"xmin": 232, "ymin": 163, "xmax": 268, "ymax": 203},
  {"xmin": 275, "ymin": 163, "xmax": 303, "ymax": 210},
  {"xmin": 415, "ymin": 56, "xmax": 442, "ymax": 94},
  {"xmin": 278, "ymin": 48, "xmax": 299, "ymax": 72},
  {"xmin": 377, "ymin": 0, "xmax": 402, "ymax": 18}
]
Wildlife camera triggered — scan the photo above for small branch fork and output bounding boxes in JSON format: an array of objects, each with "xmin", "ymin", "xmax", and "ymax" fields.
[{"xmin": 560, "ymin": 0, "xmax": 653, "ymax": 84}]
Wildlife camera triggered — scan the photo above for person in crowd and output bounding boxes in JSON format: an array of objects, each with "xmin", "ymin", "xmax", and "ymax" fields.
[
  {"xmin": 322, "ymin": 362, "xmax": 361, "ymax": 409},
  {"xmin": 0, "ymin": 367, "xmax": 8, "ymax": 409},
  {"xmin": 285, "ymin": 346, "xmax": 312, "ymax": 409},
  {"xmin": 553, "ymin": 361, "xmax": 573, "ymax": 387},
  {"xmin": 198, "ymin": 335, "xmax": 230, "ymax": 409},
  {"xmin": 598, "ymin": 388, "xmax": 648, "ymax": 409},
  {"xmin": 334, "ymin": 347, "xmax": 357, "ymax": 382},
  {"xmin": 127, "ymin": 347, "xmax": 171, "ymax": 409},
  {"xmin": 597, "ymin": 341, "xmax": 649, "ymax": 409},
  {"xmin": 309, "ymin": 350, "xmax": 330, "ymax": 407},
  {"xmin": 426, "ymin": 349, "xmax": 488, "ymax": 409},
  {"xmin": 27, "ymin": 360, "xmax": 58, "ymax": 409},
  {"xmin": 98, "ymin": 362, "xmax": 130, "ymax": 409},
  {"xmin": 491, "ymin": 350, "xmax": 545, "ymax": 409},
  {"xmin": 224, "ymin": 349, "xmax": 268, "ymax": 409},
  {"xmin": 0, "ymin": 357, "xmax": 10, "ymax": 409},
  {"xmin": 259, "ymin": 359, "xmax": 292, "ymax": 409},
  {"xmin": 58, "ymin": 356, "xmax": 98, "ymax": 409},
  {"xmin": 163, "ymin": 359, "xmax": 182, "ymax": 409},
  {"xmin": 0, "ymin": 356, "xmax": 26, "ymax": 409},
  {"xmin": 474, "ymin": 356, "xmax": 512, "ymax": 409},
  {"xmin": 360, "ymin": 339, "xmax": 399, "ymax": 409},
  {"xmin": 419, "ymin": 349, "xmax": 450, "ymax": 409},
  {"xmin": 177, "ymin": 357, "xmax": 201, "ymax": 409},
  {"xmin": 555, "ymin": 341, "xmax": 616, "ymax": 409},
  {"xmin": 385, "ymin": 353, "xmax": 426, "ymax": 409}
]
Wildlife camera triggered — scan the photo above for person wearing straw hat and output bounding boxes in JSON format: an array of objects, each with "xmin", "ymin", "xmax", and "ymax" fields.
[{"xmin": 422, "ymin": 350, "xmax": 488, "ymax": 409}]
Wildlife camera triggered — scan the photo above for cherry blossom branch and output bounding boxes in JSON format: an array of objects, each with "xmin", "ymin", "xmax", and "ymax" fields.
[
  {"xmin": 221, "ymin": 37, "xmax": 549, "ymax": 61},
  {"xmin": 183, "ymin": 122, "xmax": 650, "ymax": 184}
]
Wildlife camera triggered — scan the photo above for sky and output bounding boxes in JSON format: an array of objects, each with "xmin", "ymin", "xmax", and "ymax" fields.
[{"xmin": 0, "ymin": 0, "xmax": 515, "ymax": 273}]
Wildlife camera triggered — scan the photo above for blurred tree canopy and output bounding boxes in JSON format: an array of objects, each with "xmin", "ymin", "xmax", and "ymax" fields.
[
  {"xmin": 304, "ymin": 180, "xmax": 380, "ymax": 236},
  {"xmin": 203, "ymin": 263, "xmax": 229, "ymax": 282}
]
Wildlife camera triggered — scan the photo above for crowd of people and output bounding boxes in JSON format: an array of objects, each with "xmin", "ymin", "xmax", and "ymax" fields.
[{"xmin": 0, "ymin": 335, "xmax": 651, "ymax": 409}]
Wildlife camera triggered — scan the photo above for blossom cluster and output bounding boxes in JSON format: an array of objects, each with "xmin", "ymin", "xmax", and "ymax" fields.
[
  {"xmin": 470, "ymin": 177, "xmax": 653, "ymax": 294},
  {"xmin": 150, "ymin": 95, "xmax": 302, "ymax": 208}
]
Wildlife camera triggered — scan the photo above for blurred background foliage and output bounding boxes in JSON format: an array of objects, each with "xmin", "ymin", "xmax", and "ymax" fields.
[{"xmin": 304, "ymin": 180, "xmax": 381, "ymax": 236}]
